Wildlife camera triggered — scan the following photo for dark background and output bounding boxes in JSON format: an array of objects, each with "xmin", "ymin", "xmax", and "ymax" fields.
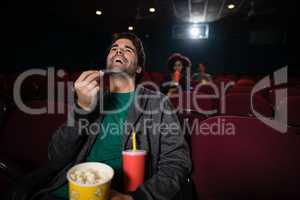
[{"xmin": 10, "ymin": 0, "xmax": 292, "ymax": 76}]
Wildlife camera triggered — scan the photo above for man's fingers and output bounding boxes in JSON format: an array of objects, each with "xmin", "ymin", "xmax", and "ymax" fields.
[
  {"xmin": 76, "ymin": 70, "xmax": 98, "ymax": 82},
  {"xmin": 78, "ymin": 81, "xmax": 99, "ymax": 96},
  {"xmin": 84, "ymin": 71, "xmax": 100, "ymax": 84},
  {"xmin": 74, "ymin": 70, "xmax": 102, "ymax": 110},
  {"xmin": 89, "ymin": 86, "xmax": 100, "ymax": 97},
  {"xmin": 85, "ymin": 81, "xmax": 99, "ymax": 91},
  {"xmin": 75, "ymin": 73, "xmax": 100, "ymax": 89}
]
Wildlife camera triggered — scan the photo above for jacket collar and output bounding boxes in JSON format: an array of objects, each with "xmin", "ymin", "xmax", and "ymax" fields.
[{"xmin": 123, "ymin": 86, "xmax": 149, "ymax": 149}]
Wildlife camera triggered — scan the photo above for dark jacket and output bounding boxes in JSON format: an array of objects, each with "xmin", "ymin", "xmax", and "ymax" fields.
[{"xmin": 5, "ymin": 86, "xmax": 192, "ymax": 200}]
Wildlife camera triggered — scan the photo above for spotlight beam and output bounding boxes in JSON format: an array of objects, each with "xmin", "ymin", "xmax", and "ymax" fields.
[
  {"xmin": 217, "ymin": 0, "xmax": 226, "ymax": 20},
  {"xmin": 203, "ymin": 0, "xmax": 209, "ymax": 22}
]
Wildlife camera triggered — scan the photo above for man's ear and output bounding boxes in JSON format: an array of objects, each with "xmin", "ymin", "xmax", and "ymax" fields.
[{"xmin": 136, "ymin": 66, "xmax": 142, "ymax": 74}]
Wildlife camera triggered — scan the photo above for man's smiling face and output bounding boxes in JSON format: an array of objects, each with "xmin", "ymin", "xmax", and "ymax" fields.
[{"xmin": 106, "ymin": 38, "xmax": 139, "ymax": 76}]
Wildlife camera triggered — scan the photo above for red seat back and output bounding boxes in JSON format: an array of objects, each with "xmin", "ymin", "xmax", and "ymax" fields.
[
  {"xmin": 213, "ymin": 74, "xmax": 236, "ymax": 81},
  {"xmin": 213, "ymin": 78, "xmax": 235, "ymax": 88},
  {"xmin": 276, "ymin": 96, "xmax": 300, "ymax": 126},
  {"xmin": 170, "ymin": 91, "xmax": 218, "ymax": 115},
  {"xmin": 0, "ymin": 100, "xmax": 68, "ymax": 172},
  {"xmin": 148, "ymin": 72, "xmax": 165, "ymax": 86},
  {"xmin": 223, "ymin": 93, "xmax": 273, "ymax": 117},
  {"xmin": 236, "ymin": 79, "xmax": 256, "ymax": 86},
  {"xmin": 286, "ymin": 96, "xmax": 300, "ymax": 126},
  {"xmin": 191, "ymin": 116, "xmax": 300, "ymax": 199},
  {"xmin": 228, "ymin": 86, "xmax": 253, "ymax": 94},
  {"xmin": 268, "ymin": 87, "xmax": 300, "ymax": 106}
]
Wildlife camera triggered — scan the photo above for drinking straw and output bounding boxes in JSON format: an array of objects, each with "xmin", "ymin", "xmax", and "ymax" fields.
[{"xmin": 132, "ymin": 130, "xmax": 137, "ymax": 151}]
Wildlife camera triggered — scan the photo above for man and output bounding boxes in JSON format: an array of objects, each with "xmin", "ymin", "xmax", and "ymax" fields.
[
  {"xmin": 191, "ymin": 63, "xmax": 212, "ymax": 84},
  {"xmin": 6, "ymin": 32, "xmax": 192, "ymax": 200}
]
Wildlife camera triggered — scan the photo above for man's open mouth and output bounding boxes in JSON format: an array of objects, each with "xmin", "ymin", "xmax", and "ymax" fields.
[
  {"xmin": 112, "ymin": 57, "xmax": 125, "ymax": 64},
  {"xmin": 115, "ymin": 59, "xmax": 123, "ymax": 64}
]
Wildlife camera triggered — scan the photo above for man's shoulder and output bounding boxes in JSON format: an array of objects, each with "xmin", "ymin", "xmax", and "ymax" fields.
[
  {"xmin": 137, "ymin": 86, "xmax": 164, "ymax": 97},
  {"xmin": 136, "ymin": 86, "xmax": 169, "ymax": 104},
  {"xmin": 136, "ymin": 86, "xmax": 175, "ymax": 114}
]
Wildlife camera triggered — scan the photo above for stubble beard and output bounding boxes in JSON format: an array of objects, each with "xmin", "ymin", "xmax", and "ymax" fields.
[{"xmin": 106, "ymin": 60, "xmax": 137, "ymax": 78}]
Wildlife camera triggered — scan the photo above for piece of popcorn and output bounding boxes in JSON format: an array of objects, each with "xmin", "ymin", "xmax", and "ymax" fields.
[{"xmin": 70, "ymin": 168, "xmax": 102, "ymax": 184}]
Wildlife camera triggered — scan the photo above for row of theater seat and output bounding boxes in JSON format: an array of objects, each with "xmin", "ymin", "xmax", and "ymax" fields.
[
  {"xmin": 191, "ymin": 116, "xmax": 300, "ymax": 199},
  {"xmin": 0, "ymin": 101, "xmax": 69, "ymax": 196},
  {"xmin": 0, "ymin": 100, "xmax": 299, "ymax": 199},
  {"xmin": 169, "ymin": 87, "xmax": 300, "ymax": 126},
  {"xmin": 143, "ymin": 73, "xmax": 300, "ymax": 198},
  {"xmin": 1, "ymin": 71, "xmax": 299, "ymax": 97},
  {"xmin": 1, "ymin": 72, "xmax": 300, "ymax": 199}
]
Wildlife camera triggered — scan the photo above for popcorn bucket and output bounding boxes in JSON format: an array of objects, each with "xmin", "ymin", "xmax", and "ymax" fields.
[{"xmin": 67, "ymin": 162, "xmax": 114, "ymax": 200}]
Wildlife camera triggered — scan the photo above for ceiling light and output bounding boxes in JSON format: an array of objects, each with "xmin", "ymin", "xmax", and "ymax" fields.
[
  {"xmin": 128, "ymin": 26, "xmax": 134, "ymax": 31},
  {"xmin": 187, "ymin": 24, "xmax": 209, "ymax": 39},
  {"xmin": 189, "ymin": 26, "xmax": 200, "ymax": 39},
  {"xmin": 149, "ymin": 7, "xmax": 156, "ymax": 13},
  {"xmin": 228, "ymin": 4, "xmax": 235, "ymax": 9},
  {"xmin": 96, "ymin": 10, "xmax": 102, "ymax": 15}
]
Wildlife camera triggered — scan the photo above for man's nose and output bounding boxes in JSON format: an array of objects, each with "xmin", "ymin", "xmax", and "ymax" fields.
[{"xmin": 116, "ymin": 48, "xmax": 124, "ymax": 55}]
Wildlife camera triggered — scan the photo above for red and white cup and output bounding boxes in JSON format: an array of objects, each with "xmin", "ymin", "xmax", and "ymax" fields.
[{"xmin": 122, "ymin": 150, "xmax": 147, "ymax": 192}]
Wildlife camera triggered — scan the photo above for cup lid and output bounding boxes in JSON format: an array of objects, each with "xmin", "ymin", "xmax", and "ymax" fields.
[{"xmin": 122, "ymin": 150, "xmax": 147, "ymax": 155}]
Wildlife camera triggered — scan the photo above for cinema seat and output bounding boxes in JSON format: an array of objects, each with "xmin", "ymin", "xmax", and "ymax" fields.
[
  {"xmin": 228, "ymin": 86, "xmax": 253, "ymax": 94},
  {"xmin": 0, "ymin": 100, "xmax": 68, "ymax": 173},
  {"xmin": 223, "ymin": 93, "xmax": 273, "ymax": 117},
  {"xmin": 268, "ymin": 87, "xmax": 300, "ymax": 106},
  {"xmin": 213, "ymin": 74, "xmax": 237, "ymax": 81},
  {"xmin": 149, "ymin": 72, "xmax": 165, "ymax": 86},
  {"xmin": 213, "ymin": 78, "xmax": 235, "ymax": 89},
  {"xmin": 236, "ymin": 79, "xmax": 256, "ymax": 86},
  {"xmin": 170, "ymin": 91, "xmax": 218, "ymax": 116},
  {"xmin": 276, "ymin": 96, "xmax": 300, "ymax": 126},
  {"xmin": 191, "ymin": 116, "xmax": 300, "ymax": 199}
]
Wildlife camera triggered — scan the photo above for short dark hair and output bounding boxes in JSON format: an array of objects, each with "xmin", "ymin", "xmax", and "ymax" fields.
[{"xmin": 110, "ymin": 32, "xmax": 146, "ymax": 69}]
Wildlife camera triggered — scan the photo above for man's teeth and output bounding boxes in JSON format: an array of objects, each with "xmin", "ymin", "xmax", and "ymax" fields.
[{"xmin": 114, "ymin": 59, "xmax": 123, "ymax": 64}]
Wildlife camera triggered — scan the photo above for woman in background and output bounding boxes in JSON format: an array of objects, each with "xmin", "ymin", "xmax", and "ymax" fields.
[{"xmin": 161, "ymin": 53, "xmax": 191, "ymax": 96}]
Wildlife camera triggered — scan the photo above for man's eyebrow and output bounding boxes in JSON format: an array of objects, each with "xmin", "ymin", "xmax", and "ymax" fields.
[
  {"xmin": 111, "ymin": 44, "xmax": 118, "ymax": 48},
  {"xmin": 125, "ymin": 45, "xmax": 135, "ymax": 52}
]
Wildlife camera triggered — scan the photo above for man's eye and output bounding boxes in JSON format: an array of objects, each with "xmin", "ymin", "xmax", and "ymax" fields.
[
  {"xmin": 111, "ymin": 48, "xmax": 117, "ymax": 51},
  {"xmin": 126, "ymin": 49, "xmax": 133, "ymax": 53}
]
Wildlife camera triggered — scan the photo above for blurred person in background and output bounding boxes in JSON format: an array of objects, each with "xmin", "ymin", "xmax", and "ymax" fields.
[
  {"xmin": 191, "ymin": 63, "xmax": 211, "ymax": 84},
  {"xmin": 161, "ymin": 53, "xmax": 191, "ymax": 96}
]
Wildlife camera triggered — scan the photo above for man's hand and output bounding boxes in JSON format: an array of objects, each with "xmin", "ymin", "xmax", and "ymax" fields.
[
  {"xmin": 74, "ymin": 70, "xmax": 104, "ymax": 111},
  {"xmin": 109, "ymin": 190, "xmax": 134, "ymax": 200}
]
